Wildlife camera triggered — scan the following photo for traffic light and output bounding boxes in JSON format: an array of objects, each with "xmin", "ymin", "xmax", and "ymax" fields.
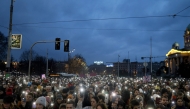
[
  {"xmin": 64, "ymin": 40, "xmax": 69, "ymax": 52},
  {"xmin": 55, "ymin": 38, "xmax": 61, "ymax": 50}
]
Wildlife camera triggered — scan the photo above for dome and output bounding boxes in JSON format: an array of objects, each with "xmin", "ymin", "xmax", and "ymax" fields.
[
  {"xmin": 172, "ymin": 42, "xmax": 180, "ymax": 49},
  {"xmin": 187, "ymin": 24, "xmax": 190, "ymax": 31}
]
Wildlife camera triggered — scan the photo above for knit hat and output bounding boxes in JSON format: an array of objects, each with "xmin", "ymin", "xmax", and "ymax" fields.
[{"xmin": 36, "ymin": 96, "xmax": 48, "ymax": 107}]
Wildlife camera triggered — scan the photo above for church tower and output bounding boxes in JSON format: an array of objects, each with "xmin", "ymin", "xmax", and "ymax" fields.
[{"xmin": 184, "ymin": 24, "xmax": 190, "ymax": 50}]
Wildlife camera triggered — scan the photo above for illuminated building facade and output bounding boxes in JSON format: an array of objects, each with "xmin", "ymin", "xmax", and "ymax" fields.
[
  {"xmin": 166, "ymin": 24, "xmax": 190, "ymax": 73},
  {"xmin": 88, "ymin": 61, "xmax": 106, "ymax": 74}
]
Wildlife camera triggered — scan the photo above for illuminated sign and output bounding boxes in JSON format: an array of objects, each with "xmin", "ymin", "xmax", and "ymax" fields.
[
  {"xmin": 106, "ymin": 64, "xmax": 113, "ymax": 67},
  {"xmin": 11, "ymin": 34, "xmax": 22, "ymax": 49},
  {"xmin": 41, "ymin": 74, "xmax": 46, "ymax": 79},
  {"xmin": 49, "ymin": 74, "xmax": 60, "ymax": 77},
  {"xmin": 94, "ymin": 61, "xmax": 103, "ymax": 65}
]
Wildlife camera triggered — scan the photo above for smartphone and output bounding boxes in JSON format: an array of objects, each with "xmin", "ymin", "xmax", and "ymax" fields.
[
  {"xmin": 32, "ymin": 102, "xmax": 36, "ymax": 108},
  {"xmin": 22, "ymin": 98, "xmax": 26, "ymax": 102}
]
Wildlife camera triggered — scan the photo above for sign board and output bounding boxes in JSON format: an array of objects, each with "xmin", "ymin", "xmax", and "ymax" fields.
[
  {"xmin": 143, "ymin": 75, "xmax": 151, "ymax": 83},
  {"xmin": 41, "ymin": 74, "xmax": 46, "ymax": 79},
  {"xmin": 49, "ymin": 74, "xmax": 60, "ymax": 77},
  {"xmin": 143, "ymin": 62, "xmax": 148, "ymax": 67},
  {"xmin": 11, "ymin": 34, "xmax": 22, "ymax": 49},
  {"xmin": 94, "ymin": 61, "xmax": 103, "ymax": 65}
]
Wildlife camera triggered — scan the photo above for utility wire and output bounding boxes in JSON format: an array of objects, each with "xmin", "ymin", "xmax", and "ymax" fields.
[
  {"xmin": 13, "ymin": 15, "xmax": 171, "ymax": 25},
  {"xmin": 17, "ymin": 25, "xmax": 184, "ymax": 32},
  {"xmin": 176, "ymin": 15, "xmax": 190, "ymax": 17},
  {"xmin": 173, "ymin": 6, "xmax": 190, "ymax": 17},
  {"xmin": 14, "ymin": 26, "xmax": 47, "ymax": 56}
]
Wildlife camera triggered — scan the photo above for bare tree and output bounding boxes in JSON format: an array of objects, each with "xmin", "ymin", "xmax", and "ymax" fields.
[{"xmin": 0, "ymin": 31, "xmax": 7, "ymax": 61}]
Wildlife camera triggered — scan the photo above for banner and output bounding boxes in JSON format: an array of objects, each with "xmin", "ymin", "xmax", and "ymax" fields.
[
  {"xmin": 11, "ymin": 34, "xmax": 22, "ymax": 49},
  {"xmin": 143, "ymin": 75, "xmax": 151, "ymax": 83},
  {"xmin": 41, "ymin": 74, "xmax": 46, "ymax": 79}
]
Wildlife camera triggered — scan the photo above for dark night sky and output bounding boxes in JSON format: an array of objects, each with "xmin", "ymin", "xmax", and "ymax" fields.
[{"xmin": 0, "ymin": 0, "xmax": 190, "ymax": 65}]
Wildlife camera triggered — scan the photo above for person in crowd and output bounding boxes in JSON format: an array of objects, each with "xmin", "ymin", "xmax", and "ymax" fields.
[
  {"xmin": 82, "ymin": 89, "xmax": 94, "ymax": 107},
  {"xmin": 171, "ymin": 98, "xmax": 188, "ymax": 109},
  {"xmin": 0, "ymin": 84, "xmax": 6, "ymax": 100},
  {"xmin": 20, "ymin": 92, "xmax": 34, "ymax": 109},
  {"xmin": 165, "ymin": 86, "xmax": 172, "ymax": 100},
  {"xmin": 184, "ymin": 85, "xmax": 190, "ymax": 93},
  {"xmin": 35, "ymin": 96, "xmax": 48, "ymax": 109},
  {"xmin": 59, "ymin": 103, "xmax": 66, "ymax": 109},
  {"xmin": 97, "ymin": 94, "xmax": 105, "ymax": 104},
  {"xmin": 0, "ymin": 95, "xmax": 19, "ymax": 109},
  {"xmin": 160, "ymin": 96, "xmax": 170, "ymax": 109},
  {"xmin": 155, "ymin": 104, "xmax": 165, "ymax": 109},
  {"xmin": 77, "ymin": 96, "xmax": 99, "ymax": 109},
  {"xmin": 130, "ymin": 99, "xmax": 142, "ymax": 109},
  {"xmin": 118, "ymin": 100, "xmax": 126, "ymax": 109},
  {"xmin": 53, "ymin": 94, "xmax": 64, "ymax": 109},
  {"xmin": 96, "ymin": 103, "xmax": 108, "ymax": 109},
  {"xmin": 41, "ymin": 86, "xmax": 52, "ymax": 96},
  {"xmin": 66, "ymin": 100, "xmax": 75, "ymax": 109},
  {"xmin": 62, "ymin": 88, "xmax": 69, "ymax": 103}
]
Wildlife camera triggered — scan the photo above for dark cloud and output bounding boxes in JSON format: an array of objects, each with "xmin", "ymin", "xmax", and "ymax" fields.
[{"xmin": 0, "ymin": 0, "xmax": 190, "ymax": 65}]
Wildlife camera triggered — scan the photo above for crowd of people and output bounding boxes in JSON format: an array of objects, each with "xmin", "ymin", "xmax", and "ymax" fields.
[{"xmin": 0, "ymin": 74, "xmax": 190, "ymax": 109}]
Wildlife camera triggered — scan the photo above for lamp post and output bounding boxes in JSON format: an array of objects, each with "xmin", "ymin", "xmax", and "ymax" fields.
[
  {"xmin": 68, "ymin": 48, "xmax": 75, "ymax": 61},
  {"xmin": 68, "ymin": 48, "xmax": 75, "ymax": 73},
  {"xmin": 118, "ymin": 55, "xmax": 120, "ymax": 77}
]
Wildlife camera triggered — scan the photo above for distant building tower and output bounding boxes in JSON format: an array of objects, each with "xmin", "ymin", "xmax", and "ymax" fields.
[
  {"xmin": 166, "ymin": 24, "xmax": 190, "ymax": 74},
  {"xmin": 184, "ymin": 24, "xmax": 190, "ymax": 50},
  {"xmin": 172, "ymin": 42, "xmax": 180, "ymax": 49}
]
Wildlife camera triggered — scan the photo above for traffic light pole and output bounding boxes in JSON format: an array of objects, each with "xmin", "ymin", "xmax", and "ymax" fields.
[{"xmin": 28, "ymin": 40, "xmax": 65, "ymax": 81}]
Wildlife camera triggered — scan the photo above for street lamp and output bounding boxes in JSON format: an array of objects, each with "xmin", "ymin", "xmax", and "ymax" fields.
[
  {"xmin": 68, "ymin": 48, "xmax": 75, "ymax": 61},
  {"xmin": 118, "ymin": 55, "xmax": 120, "ymax": 77}
]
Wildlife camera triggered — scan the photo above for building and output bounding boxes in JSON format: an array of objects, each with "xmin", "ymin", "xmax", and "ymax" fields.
[
  {"xmin": 137, "ymin": 62, "xmax": 144, "ymax": 76},
  {"xmin": 88, "ymin": 61, "xmax": 106, "ymax": 74},
  {"xmin": 166, "ymin": 24, "xmax": 190, "ymax": 73},
  {"xmin": 113, "ymin": 59, "xmax": 130, "ymax": 77}
]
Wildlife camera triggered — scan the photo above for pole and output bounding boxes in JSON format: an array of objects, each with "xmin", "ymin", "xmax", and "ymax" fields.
[
  {"xmin": 46, "ymin": 49, "xmax": 48, "ymax": 77},
  {"xmin": 118, "ymin": 55, "xmax": 120, "ymax": 77},
  {"xmin": 28, "ymin": 42, "xmax": 37, "ymax": 81},
  {"xmin": 128, "ymin": 51, "xmax": 129, "ymax": 77},
  {"xmin": 150, "ymin": 37, "xmax": 152, "ymax": 74},
  {"xmin": 145, "ymin": 61, "xmax": 147, "ymax": 76},
  {"xmin": 28, "ymin": 40, "xmax": 65, "ymax": 80},
  {"xmin": 6, "ymin": 0, "xmax": 14, "ymax": 73},
  {"xmin": 68, "ymin": 52, "xmax": 70, "ymax": 61}
]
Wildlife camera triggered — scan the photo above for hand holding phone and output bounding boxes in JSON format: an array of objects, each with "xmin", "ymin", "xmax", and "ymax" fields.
[{"xmin": 22, "ymin": 98, "xmax": 26, "ymax": 102}]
